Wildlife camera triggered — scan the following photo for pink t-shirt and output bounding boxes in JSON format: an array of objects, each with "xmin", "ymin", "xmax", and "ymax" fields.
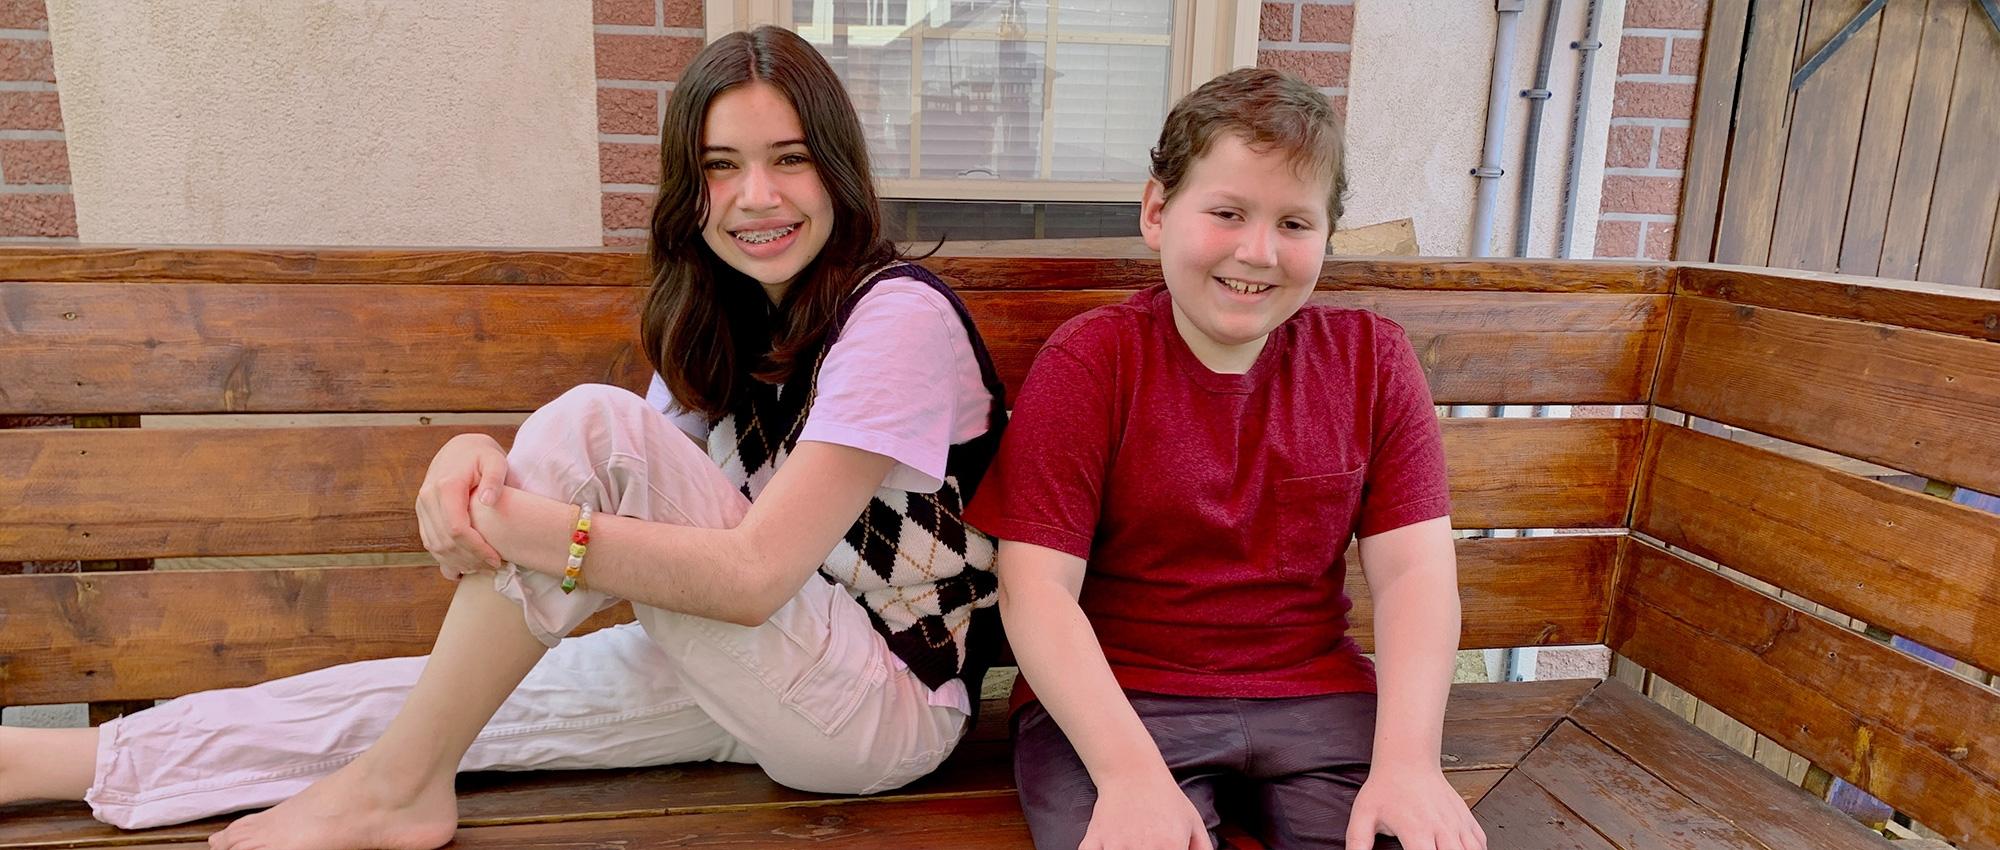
[{"xmin": 646, "ymin": 276, "xmax": 995, "ymax": 713}]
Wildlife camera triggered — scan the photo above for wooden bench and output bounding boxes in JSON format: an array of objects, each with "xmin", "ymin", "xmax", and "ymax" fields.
[{"xmin": 0, "ymin": 248, "xmax": 1995, "ymax": 849}]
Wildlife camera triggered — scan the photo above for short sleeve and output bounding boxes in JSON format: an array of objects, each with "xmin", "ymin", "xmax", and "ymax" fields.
[
  {"xmin": 1355, "ymin": 320, "xmax": 1452, "ymax": 538},
  {"xmin": 963, "ymin": 333, "xmax": 1119, "ymax": 560},
  {"xmin": 798, "ymin": 278, "xmax": 989, "ymax": 493},
  {"xmin": 645, "ymin": 373, "xmax": 713, "ymax": 442}
]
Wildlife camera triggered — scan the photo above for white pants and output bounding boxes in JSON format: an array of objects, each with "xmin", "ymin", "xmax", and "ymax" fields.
[{"xmin": 86, "ymin": 385, "xmax": 969, "ymax": 829}]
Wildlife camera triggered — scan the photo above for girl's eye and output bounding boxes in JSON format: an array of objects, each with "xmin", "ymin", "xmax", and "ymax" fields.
[
  {"xmin": 702, "ymin": 160, "xmax": 735, "ymax": 171},
  {"xmin": 778, "ymin": 153, "xmax": 811, "ymax": 166}
]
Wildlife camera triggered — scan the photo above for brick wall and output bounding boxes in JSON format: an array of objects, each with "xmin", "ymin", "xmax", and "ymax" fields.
[
  {"xmin": 0, "ymin": 2, "xmax": 77, "ymax": 575},
  {"xmin": 594, "ymin": 0, "xmax": 703, "ymax": 246},
  {"xmin": 1256, "ymin": 0, "xmax": 1354, "ymax": 115},
  {"xmin": 1594, "ymin": 0, "xmax": 1706, "ymax": 260},
  {"xmin": 0, "ymin": 0, "xmax": 73, "ymax": 243}
]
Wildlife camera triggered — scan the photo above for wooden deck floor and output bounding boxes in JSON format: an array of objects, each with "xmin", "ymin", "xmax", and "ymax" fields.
[{"xmin": 0, "ymin": 680, "xmax": 1890, "ymax": 849}]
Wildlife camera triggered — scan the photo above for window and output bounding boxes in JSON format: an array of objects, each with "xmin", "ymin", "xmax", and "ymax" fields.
[{"xmin": 708, "ymin": 0, "xmax": 1256, "ymax": 203}]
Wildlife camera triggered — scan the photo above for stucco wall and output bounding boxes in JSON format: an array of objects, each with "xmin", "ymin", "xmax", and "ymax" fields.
[
  {"xmin": 1345, "ymin": 0, "xmax": 1624, "ymax": 257},
  {"xmin": 45, "ymin": 0, "xmax": 602, "ymax": 246}
]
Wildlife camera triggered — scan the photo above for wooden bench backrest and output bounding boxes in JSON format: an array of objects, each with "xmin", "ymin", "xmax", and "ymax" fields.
[
  {"xmin": 8, "ymin": 247, "xmax": 1996, "ymax": 841},
  {"xmin": 1606, "ymin": 265, "xmax": 2000, "ymax": 846},
  {"xmin": 0, "ymin": 249, "xmax": 1662, "ymax": 709}
]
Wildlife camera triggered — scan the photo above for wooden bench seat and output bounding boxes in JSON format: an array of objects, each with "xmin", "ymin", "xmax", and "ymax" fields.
[
  {"xmin": 0, "ymin": 680, "xmax": 1896, "ymax": 849},
  {"xmin": 3, "ymin": 248, "xmax": 1996, "ymax": 849}
]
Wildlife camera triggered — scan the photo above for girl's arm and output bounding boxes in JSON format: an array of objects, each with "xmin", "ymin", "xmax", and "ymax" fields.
[
  {"xmin": 1349, "ymin": 515, "xmax": 1487, "ymax": 850},
  {"xmin": 473, "ymin": 440, "xmax": 892, "ymax": 626},
  {"xmin": 999, "ymin": 539, "xmax": 1214, "ymax": 850}
]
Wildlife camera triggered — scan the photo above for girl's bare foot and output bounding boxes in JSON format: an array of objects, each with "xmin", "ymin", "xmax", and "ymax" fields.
[{"xmin": 205, "ymin": 756, "xmax": 456, "ymax": 850}]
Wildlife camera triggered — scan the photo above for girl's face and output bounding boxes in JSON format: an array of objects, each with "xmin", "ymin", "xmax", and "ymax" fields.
[{"xmin": 698, "ymin": 81, "xmax": 836, "ymax": 304}]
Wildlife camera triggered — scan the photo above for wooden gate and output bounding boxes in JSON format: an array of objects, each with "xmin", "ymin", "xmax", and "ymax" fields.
[{"xmin": 1678, "ymin": 0, "xmax": 2000, "ymax": 287}]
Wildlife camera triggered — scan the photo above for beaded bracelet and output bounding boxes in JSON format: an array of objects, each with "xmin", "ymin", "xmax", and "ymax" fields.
[{"xmin": 560, "ymin": 503, "xmax": 592, "ymax": 594}]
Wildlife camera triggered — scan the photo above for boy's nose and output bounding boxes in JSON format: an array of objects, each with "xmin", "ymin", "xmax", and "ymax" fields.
[{"xmin": 1235, "ymin": 227, "xmax": 1278, "ymax": 268}]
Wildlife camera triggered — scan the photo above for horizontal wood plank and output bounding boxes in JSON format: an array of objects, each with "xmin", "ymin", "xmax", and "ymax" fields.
[
  {"xmin": 1608, "ymin": 539, "xmax": 2000, "ymax": 848},
  {"xmin": 0, "ymin": 245, "xmax": 1669, "ymax": 293},
  {"xmin": 1311, "ymin": 292, "xmax": 1664, "ymax": 404},
  {"xmin": 1474, "ymin": 771, "xmax": 1621, "ymax": 850},
  {"xmin": 1514, "ymin": 721, "xmax": 1768, "ymax": 849},
  {"xmin": 1567, "ymin": 680, "xmax": 1893, "ymax": 850},
  {"xmin": 0, "ymin": 425, "xmax": 517, "ymax": 560},
  {"xmin": 0, "ymin": 538, "xmax": 1610, "ymax": 705},
  {"xmin": 0, "ymin": 283, "xmax": 652, "ymax": 414},
  {"xmin": 0, "ymin": 738, "xmax": 1014, "ymax": 848},
  {"xmin": 0, "ymin": 687, "xmax": 1556, "ymax": 848},
  {"xmin": 1677, "ymin": 264, "xmax": 2000, "ymax": 342},
  {"xmin": 0, "ymin": 247, "xmax": 649, "ymax": 285},
  {"xmin": 1634, "ymin": 421, "xmax": 2000, "ymax": 673},
  {"xmin": 1444, "ymin": 418, "xmax": 1643, "ymax": 529},
  {"xmin": 1347, "ymin": 535, "xmax": 1615, "ymax": 653},
  {"xmin": 0, "ymin": 283, "xmax": 1663, "ymax": 415},
  {"xmin": 345, "ymin": 796, "xmax": 1037, "ymax": 849},
  {"xmin": 0, "ymin": 418, "xmax": 1635, "ymax": 561},
  {"xmin": 1655, "ymin": 295, "xmax": 2000, "ymax": 494},
  {"xmin": 1446, "ymin": 768, "xmax": 1511, "ymax": 809}
]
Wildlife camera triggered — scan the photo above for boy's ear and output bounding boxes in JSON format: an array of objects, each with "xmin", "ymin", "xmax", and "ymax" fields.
[{"xmin": 1139, "ymin": 178, "xmax": 1167, "ymax": 253}]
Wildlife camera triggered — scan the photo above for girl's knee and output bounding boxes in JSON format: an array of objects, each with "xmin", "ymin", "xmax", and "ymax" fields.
[
  {"xmin": 530, "ymin": 384, "xmax": 649, "ymax": 432},
  {"xmin": 513, "ymin": 384, "xmax": 650, "ymax": 470}
]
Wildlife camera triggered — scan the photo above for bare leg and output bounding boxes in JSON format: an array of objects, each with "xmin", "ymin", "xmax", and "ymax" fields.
[
  {"xmin": 206, "ymin": 575, "xmax": 548, "ymax": 850},
  {"xmin": 0, "ymin": 725, "xmax": 97, "ymax": 804}
]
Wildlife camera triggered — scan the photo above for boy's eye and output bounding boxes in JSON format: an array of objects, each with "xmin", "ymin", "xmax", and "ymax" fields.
[
  {"xmin": 1210, "ymin": 210, "xmax": 1243, "ymax": 221},
  {"xmin": 1282, "ymin": 219, "xmax": 1311, "ymax": 231}
]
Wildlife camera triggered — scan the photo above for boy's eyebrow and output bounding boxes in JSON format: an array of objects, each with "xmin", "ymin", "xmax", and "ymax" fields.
[
  {"xmin": 1205, "ymin": 189, "xmax": 1326, "ymax": 221},
  {"xmin": 700, "ymin": 139, "xmax": 809, "ymax": 154}
]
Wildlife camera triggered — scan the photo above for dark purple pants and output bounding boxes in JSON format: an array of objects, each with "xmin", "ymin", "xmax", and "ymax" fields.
[{"xmin": 1013, "ymin": 691, "xmax": 1405, "ymax": 850}]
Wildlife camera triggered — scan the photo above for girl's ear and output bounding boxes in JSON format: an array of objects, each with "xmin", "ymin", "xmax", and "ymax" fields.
[{"xmin": 1139, "ymin": 178, "xmax": 1168, "ymax": 253}]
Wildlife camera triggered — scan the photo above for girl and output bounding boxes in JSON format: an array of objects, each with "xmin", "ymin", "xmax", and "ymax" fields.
[{"xmin": 0, "ymin": 27, "xmax": 1006, "ymax": 850}]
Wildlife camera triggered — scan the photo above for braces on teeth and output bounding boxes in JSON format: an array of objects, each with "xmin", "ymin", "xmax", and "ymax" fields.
[{"xmin": 735, "ymin": 226, "xmax": 795, "ymax": 244}]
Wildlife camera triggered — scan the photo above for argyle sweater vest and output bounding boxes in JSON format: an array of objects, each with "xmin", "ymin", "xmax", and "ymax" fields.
[{"xmin": 707, "ymin": 264, "xmax": 1007, "ymax": 692}]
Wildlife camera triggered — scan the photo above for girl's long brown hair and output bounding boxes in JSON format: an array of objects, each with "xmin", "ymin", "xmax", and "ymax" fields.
[{"xmin": 641, "ymin": 26, "xmax": 901, "ymax": 420}]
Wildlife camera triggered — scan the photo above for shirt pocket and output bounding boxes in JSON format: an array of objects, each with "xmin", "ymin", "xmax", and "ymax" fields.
[{"xmin": 1273, "ymin": 468, "xmax": 1365, "ymax": 581}]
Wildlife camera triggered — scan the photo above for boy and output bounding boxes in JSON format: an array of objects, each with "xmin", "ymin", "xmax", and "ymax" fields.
[{"xmin": 963, "ymin": 69, "xmax": 1483, "ymax": 850}]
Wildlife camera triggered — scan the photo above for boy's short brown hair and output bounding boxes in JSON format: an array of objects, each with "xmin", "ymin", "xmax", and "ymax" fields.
[{"xmin": 1148, "ymin": 67, "xmax": 1348, "ymax": 226}]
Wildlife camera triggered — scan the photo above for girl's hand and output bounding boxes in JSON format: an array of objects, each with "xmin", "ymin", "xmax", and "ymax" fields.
[
  {"xmin": 1346, "ymin": 763, "xmax": 1486, "ymax": 850},
  {"xmin": 415, "ymin": 432, "xmax": 510, "ymax": 579},
  {"xmin": 1081, "ymin": 772, "xmax": 1213, "ymax": 850}
]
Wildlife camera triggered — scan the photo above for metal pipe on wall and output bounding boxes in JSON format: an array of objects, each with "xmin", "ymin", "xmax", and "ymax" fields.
[
  {"xmin": 1513, "ymin": 0, "xmax": 1565, "ymax": 257},
  {"xmin": 1558, "ymin": 0, "xmax": 1605, "ymax": 258},
  {"xmin": 1470, "ymin": 0, "xmax": 1526, "ymax": 257}
]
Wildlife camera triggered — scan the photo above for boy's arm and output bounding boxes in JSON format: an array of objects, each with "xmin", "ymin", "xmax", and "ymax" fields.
[
  {"xmin": 999, "ymin": 539, "xmax": 1213, "ymax": 850},
  {"xmin": 1351, "ymin": 515, "xmax": 1486, "ymax": 850}
]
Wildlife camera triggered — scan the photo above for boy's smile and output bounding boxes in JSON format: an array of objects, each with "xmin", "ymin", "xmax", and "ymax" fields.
[{"xmin": 1139, "ymin": 133, "xmax": 1334, "ymax": 374}]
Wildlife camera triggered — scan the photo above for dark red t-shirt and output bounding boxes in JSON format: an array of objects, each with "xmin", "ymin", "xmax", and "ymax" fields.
[{"xmin": 964, "ymin": 285, "xmax": 1450, "ymax": 705}]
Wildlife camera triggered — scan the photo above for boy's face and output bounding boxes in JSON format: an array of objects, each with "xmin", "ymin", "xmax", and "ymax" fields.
[{"xmin": 1140, "ymin": 134, "xmax": 1332, "ymax": 371}]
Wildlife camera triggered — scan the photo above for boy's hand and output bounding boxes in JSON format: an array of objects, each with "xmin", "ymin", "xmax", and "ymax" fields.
[
  {"xmin": 1346, "ymin": 763, "xmax": 1486, "ymax": 850},
  {"xmin": 1082, "ymin": 772, "xmax": 1212, "ymax": 850}
]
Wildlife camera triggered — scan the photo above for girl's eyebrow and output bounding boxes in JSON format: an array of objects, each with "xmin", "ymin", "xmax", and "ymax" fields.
[{"xmin": 701, "ymin": 139, "xmax": 808, "ymax": 154}]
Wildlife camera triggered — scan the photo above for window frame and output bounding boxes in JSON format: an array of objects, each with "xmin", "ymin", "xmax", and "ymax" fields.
[{"xmin": 704, "ymin": 0, "xmax": 1257, "ymax": 201}]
